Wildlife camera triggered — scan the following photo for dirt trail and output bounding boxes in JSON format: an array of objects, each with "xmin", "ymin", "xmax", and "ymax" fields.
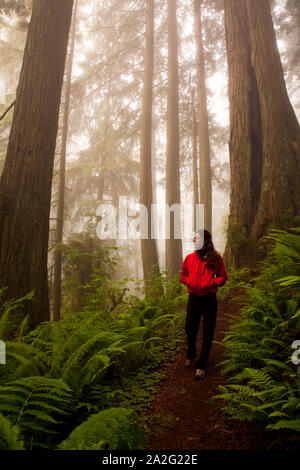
[{"xmin": 146, "ymin": 293, "xmax": 276, "ymax": 450}]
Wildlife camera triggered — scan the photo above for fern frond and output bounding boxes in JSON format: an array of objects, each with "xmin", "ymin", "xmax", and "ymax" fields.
[
  {"xmin": 0, "ymin": 413, "xmax": 24, "ymax": 450},
  {"xmin": 0, "ymin": 376, "xmax": 73, "ymax": 448},
  {"xmin": 268, "ymin": 411, "xmax": 290, "ymax": 419},
  {"xmin": 58, "ymin": 407, "xmax": 146, "ymax": 450},
  {"xmin": 267, "ymin": 419, "xmax": 300, "ymax": 432},
  {"xmin": 263, "ymin": 359, "xmax": 293, "ymax": 373},
  {"xmin": 60, "ymin": 331, "xmax": 124, "ymax": 388}
]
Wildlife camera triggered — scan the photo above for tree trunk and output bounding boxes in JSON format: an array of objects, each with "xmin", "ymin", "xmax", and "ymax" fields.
[
  {"xmin": 246, "ymin": 0, "xmax": 300, "ymax": 245},
  {"xmin": 191, "ymin": 86, "xmax": 199, "ymax": 233},
  {"xmin": 194, "ymin": 0, "xmax": 212, "ymax": 234},
  {"xmin": 223, "ymin": 0, "xmax": 263, "ymax": 267},
  {"xmin": 224, "ymin": 0, "xmax": 300, "ymax": 268},
  {"xmin": 0, "ymin": 0, "xmax": 74, "ymax": 330},
  {"xmin": 52, "ymin": 0, "xmax": 78, "ymax": 322},
  {"xmin": 98, "ymin": 76, "xmax": 112, "ymax": 203},
  {"xmin": 140, "ymin": 0, "xmax": 162, "ymax": 294},
  {"xmin": 165, "ymin": 0, "xmax": 182, "ymax": 278}
]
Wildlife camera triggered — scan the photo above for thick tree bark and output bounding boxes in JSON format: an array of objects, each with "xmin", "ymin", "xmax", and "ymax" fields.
[
  {"xmin": 52, "ymin": 0, "xmax": 78, "ymax": 322},
  {"xmin": 140, "ymin": 0, "xmax": 162, "ymax": 294},
  {"xmin": 246, "ymin": 0, "xmax": 300, "ymax": 244},
  {"xmin": 223, "ymin": 0, "xmax": 263, "ymax": 267},
  {"xmin": 223, "ymin": 0, "xmax": 300, "ymax": 268},
  {"xmin": 194, "ymin": 0, "xmax": 212, "ymax": 234},
  {"xmin": 0, "ymin": 0, "xmax": 74, "ymax": 330},
  {"xmin": 165, "ymin": 0, "xmax": 182, "ymax": 278}
]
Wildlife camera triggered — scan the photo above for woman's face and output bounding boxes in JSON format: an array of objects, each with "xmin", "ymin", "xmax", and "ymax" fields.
[{"xmin": 193, "ymin": 232, "xmax": 204, "ymax": 249}]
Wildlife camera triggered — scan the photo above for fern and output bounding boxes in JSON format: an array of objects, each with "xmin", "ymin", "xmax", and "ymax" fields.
[
  {"xmin": 267, "ymin": 419, "xmax": 300, "ymax": 432},
  {"xmin": 0, "ymin": 412, "xmax": 24, "ymax": 450},
  {"xmin": 275, "ymin": 276, "xmax": 300, "ymax": 288},
  {"xmin": 0, "ymin": 376, "xmax": 73, "ymax": 448},
  {"xmin": 0, "ymin": 291, "xmax": 34, "ymax": 341},
  {"xmin": 1, "ymin": 341, "xmax": 50, "ymax": 383},
  {"xmin": 0, "ymin": 260, "xmax": 188, "ymax": 449},
  {"xmin": 58, "ymin": 331, "xmax": 123, "ymax": 392},
  {"xmin": 58, "ymin": 407, "xmax": 146, "ymax": 450},
  {"xmin": 215, "ymin": 226, "xmax": 300, "ymax": 434}
]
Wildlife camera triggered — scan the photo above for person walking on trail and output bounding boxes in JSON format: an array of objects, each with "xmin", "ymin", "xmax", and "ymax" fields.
[{"xmin": 180, "ymin": 229, "xmax": 227, "ymax": 380}]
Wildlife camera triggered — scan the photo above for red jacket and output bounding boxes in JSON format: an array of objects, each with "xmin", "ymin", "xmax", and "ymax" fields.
[{"xmin": 180, "ymin": 251, "xmax": 227, "ymax": 296}]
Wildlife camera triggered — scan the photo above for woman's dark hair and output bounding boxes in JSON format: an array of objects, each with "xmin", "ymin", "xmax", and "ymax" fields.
[{"xmin": 195, "ymin": 229, "xmax": 220, "ymax": 270}]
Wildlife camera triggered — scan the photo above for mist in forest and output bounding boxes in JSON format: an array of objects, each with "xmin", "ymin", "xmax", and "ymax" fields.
[{"xmin": 0, "ymin": 0, "xmax": 299, "ymax": 315}]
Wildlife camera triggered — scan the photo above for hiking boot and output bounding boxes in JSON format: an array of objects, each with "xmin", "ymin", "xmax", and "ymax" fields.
[
  {"xmin": 184, "ymin": 358, "xmax": 192, "ymax": 368},
  {"xmin": 195, "ymin": 368, "xmax": 205, "ymax": 380}
]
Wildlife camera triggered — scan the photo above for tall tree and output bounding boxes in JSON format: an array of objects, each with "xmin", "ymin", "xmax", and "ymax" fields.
[
  {"xmin": 246, "ymin": 0, "xmax": 300, "ymax": 244},
  {"xmin": 224, "ymin": 0, "xmax": 300, "ymax": 267},
  {"xmin": 165, "ymin": 0, "xmax": 182, "ymax": 278},
  {"xmin": 194, "ymin": 0, "xmax": 212, "ymax": 234},
  {"xmin": 190, "ymin": 84, "xmax": 199, "ymax": 233},
  {"xmin": 52, "ymin": 0, "xmax": 78, "ymax": 322},
  {"xmin": 140, "ymin": 0, "xmax": 162, "ymax": 294},
  {"xmin": 0, "ymin": 0, "xmax": 74, "ymax": 329},
  {"xmin": 223, "ymin": 0, "xmax": 263, "ymax": 267}
]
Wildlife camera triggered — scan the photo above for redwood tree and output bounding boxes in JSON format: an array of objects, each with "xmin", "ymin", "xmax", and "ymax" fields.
[
  {"xmin": 194, "ymin": 0, "xmax": 212, "ymax": 234},
  {"xmin": 246, "ymin": 0, "xmax": 300, "ymax": 244},
  {"xmin": 52, "ymin": 0, "xmax": 78, "ymax": 322},
  {"xmin": 224, "ymin": 0, "xmax": 300, "ymax": 267},
  {"xmin": 165, "ymin": 0, "xmax": 182, "ymax": 278},
  {"xmin": 223, "ymin": 0, "xmax": 263, "ymax": 267},
  {"xmin": 140, "ymin": 0, "xmax": 162, "ymax": 294},
  {"xmin": 191, "ymin": 86, "xmax": 199, "ymax": 233},
  {"xmin": 0, "ymin": 0, "xmax": 74, "ymax": 329}
]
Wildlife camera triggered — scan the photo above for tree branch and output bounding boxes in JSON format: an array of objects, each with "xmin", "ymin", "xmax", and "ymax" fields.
[{"xmin": 0, "ymin": 100, "xmax": 16, "ymax": 121}]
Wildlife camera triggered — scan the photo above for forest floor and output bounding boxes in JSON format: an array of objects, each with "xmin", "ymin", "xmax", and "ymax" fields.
[{"xmin": 144, "ymin": 291, "xmax": 295, "ymax": 451}]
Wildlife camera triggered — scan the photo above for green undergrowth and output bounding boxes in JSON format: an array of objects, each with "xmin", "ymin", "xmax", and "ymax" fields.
[
  {"xmin": 0, "ymin": 252, "xmax": 187, "ymax": 450},
  {"xmin": 216, "ymin": 265, "xmax": 252, "ymax": 301},
  {"xmin": 214, "ymin": 226, "xmax": 300, "ymax": 447}
]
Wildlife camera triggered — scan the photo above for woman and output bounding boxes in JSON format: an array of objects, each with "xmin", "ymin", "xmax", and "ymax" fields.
[{"xmin": 180, "ymin": 229, "xmax": 227, "ymax": 380}]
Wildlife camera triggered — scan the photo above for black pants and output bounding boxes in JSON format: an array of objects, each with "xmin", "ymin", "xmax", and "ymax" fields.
[{"xmin": 185, "ymin": 292, "xmax": 218, "ymax": 369}]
